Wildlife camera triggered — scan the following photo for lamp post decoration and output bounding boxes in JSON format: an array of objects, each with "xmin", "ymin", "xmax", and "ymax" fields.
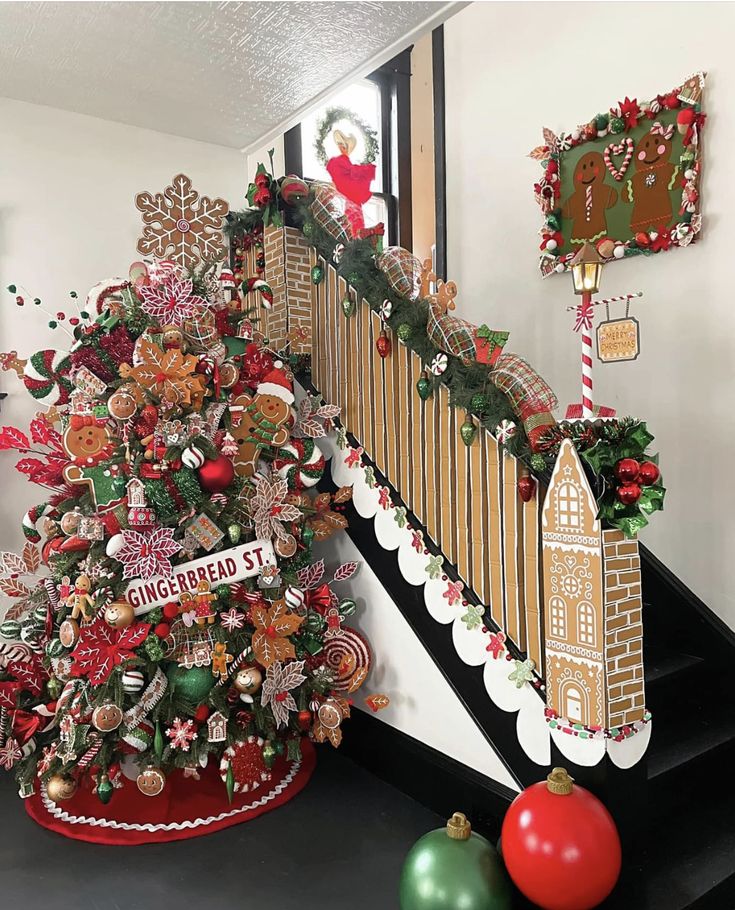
[{"xmin": 566, "ymin": 242, "xmax": 642, "ymax": 420}]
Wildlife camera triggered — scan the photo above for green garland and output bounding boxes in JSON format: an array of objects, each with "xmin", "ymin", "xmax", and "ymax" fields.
[{"xmin": 314, "ymin": 106, "xmax": 379, "ymax": 167}]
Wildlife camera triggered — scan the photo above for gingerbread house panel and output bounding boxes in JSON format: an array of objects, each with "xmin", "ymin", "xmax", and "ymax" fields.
[
  {"xmin": 546, "ymin": 650, "xmax": 606, "ymax": 728},
  {"xmin": 541, "ymin": 439, "xmax": 601, "ymax": 546}
]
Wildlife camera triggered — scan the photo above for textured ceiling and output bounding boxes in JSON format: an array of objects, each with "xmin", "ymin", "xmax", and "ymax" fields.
[{"xmin": 0, "ymin": 1, "xmax": 451, "ymax": 149}]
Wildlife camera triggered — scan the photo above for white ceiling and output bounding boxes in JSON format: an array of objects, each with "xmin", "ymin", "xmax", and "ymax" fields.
[{"xmin": 0, "ymin": 1, "xmax": 455, "ymax": 150}]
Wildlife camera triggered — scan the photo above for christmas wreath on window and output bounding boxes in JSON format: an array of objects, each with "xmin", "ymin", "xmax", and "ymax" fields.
[{"xmin": 314, "ymin": 106, "xmax": 379, "ymax": 168}]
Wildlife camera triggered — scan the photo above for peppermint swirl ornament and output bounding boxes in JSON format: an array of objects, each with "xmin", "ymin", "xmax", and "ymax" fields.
[
  {"xmin": 273, "ymin": 438, "xmax": 325, "ymax": 490},
  {"xmin": 181, "ymin": 445, "xmax": 206, "ymax": 469},
  {"xmin": 322, "ymin": 626, "xmax": 371, "ymax": 694}
]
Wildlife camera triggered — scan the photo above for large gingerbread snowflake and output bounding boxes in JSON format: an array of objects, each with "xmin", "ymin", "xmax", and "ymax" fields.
[{"xmin": 135, "ymin": 174, "xmax": 229, "ymax": 270}]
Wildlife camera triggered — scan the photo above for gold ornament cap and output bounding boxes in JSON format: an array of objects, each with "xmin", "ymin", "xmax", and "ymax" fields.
[
  {"xmin": 547, "ymin": 767, "xmax": 574, "ymax": 795},
  {"xmin": 446, "ymin": 812, "xmax": 472, "ymax": 840}
]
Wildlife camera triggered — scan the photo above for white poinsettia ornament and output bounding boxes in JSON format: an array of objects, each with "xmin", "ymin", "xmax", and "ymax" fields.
[{"xmin": 260, "ymin": 660, "xmax": 307, "ymax": 728}]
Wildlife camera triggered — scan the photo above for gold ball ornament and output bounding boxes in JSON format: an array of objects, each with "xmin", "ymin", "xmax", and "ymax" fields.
[
  {"xmin": 136, "ymin": 766, "xmax": 166, "ymax": 797},
  {"xmin": 107, "ymin": 388, "xmax": 138, "ymax": 420},
  {"xmin": 46, "ymin": 773, "xmax": 77, "ymax": 803},
  {"xmin": 103, "ymin": 600, "xmax": 135, "ymax": 629},
  {"xmin": 92, "ymin": 703, "xmax": 124, "ymax": 732},
  {"xmin": 233, "ymin": 666, "xmax": 263, "ymax": 696}
]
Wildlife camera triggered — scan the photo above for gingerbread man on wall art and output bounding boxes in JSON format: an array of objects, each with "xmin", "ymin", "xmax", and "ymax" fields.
[
  {"xmin": 624, "ymin": 122, "xmax": 678, "ymax": 233},
  {"xmin": 561, "ymin": 151, "xmax": 617, "ymax": 244}
]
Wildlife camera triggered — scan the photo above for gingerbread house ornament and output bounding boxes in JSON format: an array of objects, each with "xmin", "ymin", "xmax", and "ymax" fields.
[
  {"xmin": 541, "ymin": 440, "xmax": 646, "ymax": 731},
  {"xmin": 206, "ymin": 711, "xmax": 227, "ymax": 743}
]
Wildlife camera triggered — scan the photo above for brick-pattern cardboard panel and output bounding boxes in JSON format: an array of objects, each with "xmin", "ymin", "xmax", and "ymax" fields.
[{"xmin": 603, "ymin": 530, "xmax": 645, "ymax": 726}]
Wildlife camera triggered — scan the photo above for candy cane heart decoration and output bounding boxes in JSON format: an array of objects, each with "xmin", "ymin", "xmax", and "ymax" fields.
[{"xmin": 603, "ymin": 137, "xmax": 634, "ymax": 182}]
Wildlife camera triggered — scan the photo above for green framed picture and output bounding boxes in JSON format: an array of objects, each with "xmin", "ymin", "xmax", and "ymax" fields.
[{"xmin": 531, "ymin": 73, "xmax": 705, "ymax": 277}]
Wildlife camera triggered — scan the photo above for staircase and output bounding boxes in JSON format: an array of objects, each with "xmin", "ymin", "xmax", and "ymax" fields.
[{"xmin": 245, "ymin": 224, "xmax": 735, "ymax": 909}]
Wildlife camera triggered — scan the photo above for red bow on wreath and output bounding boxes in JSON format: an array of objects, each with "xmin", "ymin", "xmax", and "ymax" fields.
[{"xmin": 305, "ymin": 583, "xmax": 332, "ymax": 615}]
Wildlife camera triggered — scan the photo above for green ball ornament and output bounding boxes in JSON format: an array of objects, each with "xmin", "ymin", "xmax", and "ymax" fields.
[
  {"xmin": 262, "ymin": 741, "xmax": 278, "ymax": 769},
  {"xmin": 400, "ymin": 813, "xmax": 510, "ymax": 910},
  {"xmin": 460, "ymin": 418, "xmax": 477, "ymax": 447},
  {"xmin": 609, "ymin": 116, "xmax": 625, "ymax": 134},
  {"xmin": 97, "ymin": 774, "xmax": 114, "ymax": 805},
  {"xmin": 46, "ymin": 677, "xmax": 62, "ymax": 699},
  {"xmin": 470, "ymin": 393, "xmax": 487, "ymax": 414},
  {"xmin": 397, "ymin": 323, "xmax": 412, "ymax": 343},
  {"xmin": 167, "ymin": 665, "xmax": 214, "ymax": 702},
  {"xmin": 594, "ymin": 112, "xmax": 609, "ymax": 130},
  {"xmin": 302, "ymin": 221, "xmax": 314, "ymax": 237},
  {"xmin": 530, "ymin": 454, "xmax": 547, "ymax": 473},
  {"xmin": 416, "ymin": 371, "xmax": 432, "ymax": 401},
  {"xmin": 311, "ymin": 265, "xmax": 324, "ymax": 285},
  {"xmin": 341, "ymin": 295, "xmax": 356, "ymax": 317}
]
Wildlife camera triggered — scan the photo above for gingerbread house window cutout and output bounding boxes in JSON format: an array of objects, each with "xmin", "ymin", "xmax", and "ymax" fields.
[{"xmin": 542, "ymin": 439, "xmax": 647, "ymax": 730}]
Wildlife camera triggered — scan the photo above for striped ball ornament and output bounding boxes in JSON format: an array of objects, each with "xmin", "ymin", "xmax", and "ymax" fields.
[
  {"xmin": 122, "ymin": 669, "xmax": 145, "ymax": 694},
  {"xmin": 0, "ymin": 620, "xmax": 22, "ymax": 640},
  {"xmin": 181, "ymin": 445, "xmax": 206, "ymax": 469}
]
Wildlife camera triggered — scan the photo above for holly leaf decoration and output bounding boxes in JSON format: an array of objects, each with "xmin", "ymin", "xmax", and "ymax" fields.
[
  {"xmin": 22, "ymin": 543, "xmax": 40, "ymax": 574},
  {"xmin": 0, "ymin": 427, "xmax": 30, "ymax": 452},
  {"xmin": 333, "ymin": 562, "xmax": 358, "ymax": 582},
  {"xmin": 1, "ymin": 552, "xmax": 28, "ymax": 577},
  {"xmin": 333, "ymin": 486, "xmax": 353, "ymax": 504},
  {"xmin": 29, "ymin": 416, "xmax": 63, "ymax": 450},
  {"xmin": 7, "ymin": 658, "xmax": 44, "ymax": 696},
  {"xmin": 542, "ymin": 127, "xmax": 559, "ymax": 151},
  {"xmin": 0, "ymin": 579, "xmax": 30, "ymax": 598},
  {"xmin": 297, "ymin": 559, "xmax": 325, "ymax": 590},
  {"xmin": 251, "ymin": 600, "xmax": 304, "ymax": 668},
  {"xmin": 365, "ymin": 694, "xmax": 390, "ymax": 713}
]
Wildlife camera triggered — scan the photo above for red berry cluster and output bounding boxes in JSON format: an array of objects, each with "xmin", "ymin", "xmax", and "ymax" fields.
[{"xmin": 614, "ymin": 458, "xmax": 660, "ymax": 505}]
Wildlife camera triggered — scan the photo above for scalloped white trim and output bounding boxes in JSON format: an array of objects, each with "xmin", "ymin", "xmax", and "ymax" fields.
[
  {"xmin": 329, "ymin": 447, "xmax": 649, "ymax": 771},
  {"xmin": 40, "ymin": 760, "xmax": 301, "ymax": 831}
]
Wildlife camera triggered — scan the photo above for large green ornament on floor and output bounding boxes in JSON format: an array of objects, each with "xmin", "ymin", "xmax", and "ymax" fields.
[
  {"xmin": 167, "ymin": 664, "xmax": 215, "ymax": 702},
  {"xmin": 399, "ymin": 812, "xmax": 510, "ymax": 910}
]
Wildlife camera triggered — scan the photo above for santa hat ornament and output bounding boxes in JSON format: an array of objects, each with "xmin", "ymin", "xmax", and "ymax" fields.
[{"xmin": 257, "ymin": 361, "xmax": 294, "ymax": 405}]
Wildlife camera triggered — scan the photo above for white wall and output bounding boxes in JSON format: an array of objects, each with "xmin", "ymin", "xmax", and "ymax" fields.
[
  {"xmin": 319, "ymin": 529, "xmax": 519, "ymax": 791},
  {"xmin": 445, "ymin": 2, "xmax": 735, "ymax": 629},
  {"xmin": 0, "ymin": 98, "xmax": 245, "ymax": 555}
]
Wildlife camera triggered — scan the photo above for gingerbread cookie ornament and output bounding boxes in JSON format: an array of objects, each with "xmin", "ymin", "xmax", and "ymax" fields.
[
  {"xmin": 62, "ymin": 416, "xmax": 125, "ymax": 508},
  {"xmin": 625, "ymin": 122, "xmax": 678, "ymax": 232},
  {"xmin": 230, "ymin": 363, "xmax": 294, "ymax": 477},
  {"xmin": 561, "ymin": 151, "xmax": 618, "ymax": 244}
]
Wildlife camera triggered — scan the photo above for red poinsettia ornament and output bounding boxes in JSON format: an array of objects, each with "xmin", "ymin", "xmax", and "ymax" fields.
[{"xmin": 70, "ymin": 617, "xmax": 150, "ymax": 685}]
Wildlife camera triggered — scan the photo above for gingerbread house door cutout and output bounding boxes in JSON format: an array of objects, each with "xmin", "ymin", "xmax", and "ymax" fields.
[{"xmin": 542, "ymin": 439, "xmax": 607, "ymax": 728}]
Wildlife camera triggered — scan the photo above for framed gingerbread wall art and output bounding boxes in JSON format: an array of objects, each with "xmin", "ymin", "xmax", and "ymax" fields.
[{"xmin": 531, "ymin": 73, "xmax": 705, "ymax": 277}]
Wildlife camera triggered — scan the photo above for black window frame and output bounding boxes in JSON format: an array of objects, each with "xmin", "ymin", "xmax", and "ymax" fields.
[{"xmin": 284, "ymin": 48, "xmax": 413, "ymax": 249}]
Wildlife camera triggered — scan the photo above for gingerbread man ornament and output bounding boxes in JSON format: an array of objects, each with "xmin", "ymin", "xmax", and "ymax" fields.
[
  {"xmin": 211, "ymin": 642, "xmax": 233, "ymax": 681},
  {"xmin": 62, "ymin": 415, "xmax": 126, "ymax": 508},
  {"xmin": 230, "ymin": 363, "xmax": 294, "ymax": 477},
  {"xmin": 624, "ymin": 123, "xmax": 678, "ymax": 232},
  {"xmin": 562, "ymin": 151, "xmax": 618, "ymax": 244}
]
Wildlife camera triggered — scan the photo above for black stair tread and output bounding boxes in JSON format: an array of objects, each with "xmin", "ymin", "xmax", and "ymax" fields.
[
  {"xmin": 647, "ymin": 707, "xmax": 735, "ymax": 780},
  {"xmin": 644, "ymin": 645, "xmax": 704, "ymax": 686}
]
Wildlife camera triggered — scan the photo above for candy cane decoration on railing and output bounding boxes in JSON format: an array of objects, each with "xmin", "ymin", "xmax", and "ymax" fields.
[{"xmin": 567, "ymin": 292, "xmax": 642, "ymax": 418}]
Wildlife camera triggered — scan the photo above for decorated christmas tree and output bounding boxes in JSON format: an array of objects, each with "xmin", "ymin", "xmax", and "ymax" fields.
[{"xmin": 0, "ymin": 238, "xmax": 376, "ymax": 840}]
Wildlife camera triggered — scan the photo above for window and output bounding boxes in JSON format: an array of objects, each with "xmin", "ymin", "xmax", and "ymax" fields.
[
  {"xmin": 563, "ymin": 683, "xmax": 586, "ymax": 724},
  {"xmin": 285, "ymin": 49, "xmax": 412, "ymax": 248},
  {"xmin": 557, "ymin": 482, "xmax": 581, "ymax": 530},
  {"xmin": 549, "ymin": 596, "xmax": 567, "ymax": 639},
  {"xmin": 577, "ymin": 602, "xmax": 596, "ymax": 647}
]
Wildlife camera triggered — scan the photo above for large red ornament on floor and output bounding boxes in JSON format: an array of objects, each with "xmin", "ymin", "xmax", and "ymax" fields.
[
  {"xmin": 500, "ymin": 767, "xmax": 621, "ymax": 910},
  {"xmin": 25, "ymin": 739, "xmax": 316, "ymax": 845}
]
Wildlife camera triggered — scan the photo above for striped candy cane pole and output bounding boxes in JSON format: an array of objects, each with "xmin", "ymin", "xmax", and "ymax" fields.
[{"xmin": 574, "ymin": 292, "xmax": 595, "ymax": 418}]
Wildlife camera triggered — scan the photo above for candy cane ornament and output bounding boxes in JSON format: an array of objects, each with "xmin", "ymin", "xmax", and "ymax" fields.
[{"xmin": 241, "ymin": 277, "xmax": 274, "ymax": 310}]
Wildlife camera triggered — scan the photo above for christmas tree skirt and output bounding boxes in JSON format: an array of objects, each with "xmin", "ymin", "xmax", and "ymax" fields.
[{"xmin": 24, "ymin": 740, "xmax": 316, "ymax": 845}]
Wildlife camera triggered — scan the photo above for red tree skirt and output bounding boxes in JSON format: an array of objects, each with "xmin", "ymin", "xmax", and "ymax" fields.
[{"xmin": 25, "ymin": 740, "xmax": 316, "ymax": 845}]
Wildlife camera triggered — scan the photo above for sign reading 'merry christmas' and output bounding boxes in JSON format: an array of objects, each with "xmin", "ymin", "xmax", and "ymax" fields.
[{"xmin": 126, "ymin": 539, "xmax": 276, "ymax": 614}]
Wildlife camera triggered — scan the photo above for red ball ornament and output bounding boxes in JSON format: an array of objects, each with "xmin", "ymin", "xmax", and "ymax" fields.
[
  {"xmin": 517, "ymin": 475, "xmax": 536, "ymax": 503},
  {"xmin": 501, "ymin": 768, "xmax": 621, "ymax": 910},
  {"xmin": 162, "ymin": 602, "xmax": 180, "ymax": 620},
  {"xmin": 617, "ymin": 482, "xmax": 642, "ymax": 505},
  {"xmin": 637, "ymin": 461, "xmax": 660, "ymax": 486},
  {"xmin": 614, "ymin": 458, "xmax": 640, "ymax": 483},
  {"xmin": 297, "ymin": 709, "xmax": 312, "ymax": 731},
  {"xmin": 376, "ymin": 329, "xmax": 391, "ymax": 359},
  {"xmin": 194, "ymin": 704, "xmax": 210, "ymax": 723},
  {"xmin": 154, "ymin": 622, "xmax": 170, "ymax": 639},
  {"xmin": 198, "ymin": 455, "xmax": 235, "ymax": 492}
]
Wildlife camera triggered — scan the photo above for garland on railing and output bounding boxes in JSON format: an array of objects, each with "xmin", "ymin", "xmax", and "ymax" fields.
[{"xmin": 227, "ymin": 167, "xmax": 665, "ymax": 537}]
